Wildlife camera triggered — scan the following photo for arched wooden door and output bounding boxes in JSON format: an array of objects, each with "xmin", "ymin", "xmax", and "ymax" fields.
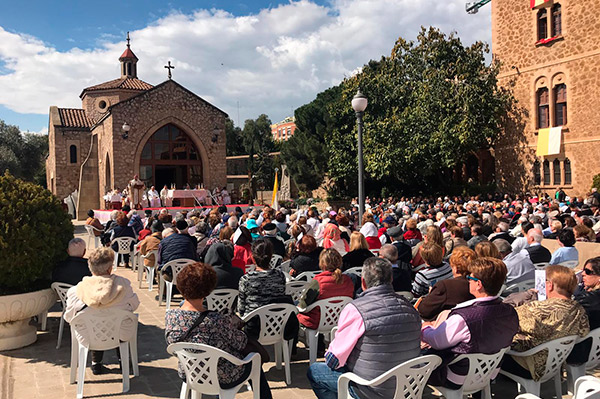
[{"xmin": 138, "ymin": 124, "xmax": 203, "ymax": 190}]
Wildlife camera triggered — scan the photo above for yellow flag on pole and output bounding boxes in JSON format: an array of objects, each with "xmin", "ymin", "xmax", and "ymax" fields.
[
  {"xmin": 536, "ymin": 127, "xmax": 562, "ymax": 156},
  {"xmin": 271, "ymin": 170, "xmax": 279, "ymax": 210}
]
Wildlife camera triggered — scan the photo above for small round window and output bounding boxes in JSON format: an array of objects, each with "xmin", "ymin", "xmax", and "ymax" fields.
[{"xmin": 98, "ymin": 100, "xmax": 107, "ymax": 110}]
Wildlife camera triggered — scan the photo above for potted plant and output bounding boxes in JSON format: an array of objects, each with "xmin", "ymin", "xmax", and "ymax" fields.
[{"xmin": 0, "ymin": 172, "xmax": 74, "ymax": 350}]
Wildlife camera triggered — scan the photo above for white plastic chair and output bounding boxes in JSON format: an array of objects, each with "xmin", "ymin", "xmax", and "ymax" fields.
[
  {"xmin": 293, "ymin": 270, "xmax": 321, "ymax": 282},
  {"xmin": 138, "ymin": 249, "xmax": 158, "ymax": 291},
  {"xmin": 516, "ymin": 375, "xmax": 600, "ymax": 399},
  {"xmin": 84, "ymin": 225, "xmax": 102, "ymax": 249},
  {"xmin": 131, "ymin": 248, "xmax": 141, "ymax": 274},
  {"xmin": 344, "ymin": 267, "xmax": 363, "ymax": 278},
  {"xmin": 370, "ymin": 249, "xmax": 380, "ymax": 256},
  {"xmin": 504, "ymin": 279, "xmax": 535, "ymax": 294},
  {"xmin": 559, "ymin": 260, "xmax": 579, "ymax": 268},
  {"xmin": 241, "ymin": 303, "xmax": 298, "ymax": 385},
  {"xmin": 280, "ymin": 259, "xmax": 292, "ymax": 273},
  {"xmin": 110, "ymin": 237, "xmax": 136, "ymax": 269},
  {"xmin": 299, "ymin": 296, "xmax": 353, "ymax": 364},
  {"xmin": 338, "ymin": 355, "xmax": 442, "ymax": 399},
  {"xmin": 396, "ymin": 291, "xmax": 414, "ymax": 301},
  {"xmin": 500, "ymin": 335, "xmax": 579, "ymax": 398},
  {"xmin": 566, "ymin": 328, "xmax": 600, "ymax": 393},
  {"xmin": 270, "ymin": 254, "xmax": 283, "ymax": 269},
  {"xmin": 158, "ymin": 258, "xmax": 196, "ymax": 309},
  {"xmin": 206, "ymin": 289, "xmax": 239, "ymax": 313},
  {"xmin": 51, "ymin": 282, "xmax": 73, "ymax": 349},
  {"xmin": 69, "ymin": 309, "xmax": 139, "ymax": 399},
  {"xmin": 167, "ymin": 342, "xmax": 261, "ymax": 399},
  {"xmin": 286, "ymin": 280, "xmax": 310, "ymax": 304},
  {"xmin": 430, "ymin": 347, "xmax": 509, "ymax": 399},
  {"xmin": 245, "ymin": 264, "xmax": 256, "ymax": 274}
]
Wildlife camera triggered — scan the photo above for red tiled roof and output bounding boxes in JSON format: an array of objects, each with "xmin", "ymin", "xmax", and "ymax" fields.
[
  {"xmin": 82, "ymin": 77, "xmax": 154, "ymax": 94},
  {"xmin": 119, "ymin": 47, "xmax": 138, "ymax": 60},
  {"xmin": 57, "ymin": 108, "xmax": 93, "ymax": 128}
]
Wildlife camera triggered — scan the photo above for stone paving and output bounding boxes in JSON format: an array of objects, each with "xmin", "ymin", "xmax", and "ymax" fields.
[{"xmin": 0, "ymin": 222, "xmax": 589, "ymax": 399}]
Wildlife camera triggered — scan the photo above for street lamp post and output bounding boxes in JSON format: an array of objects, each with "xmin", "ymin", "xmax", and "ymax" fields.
[{"xmin": 352, "ymin": 89, "xmax": 368, "ymax": 228}]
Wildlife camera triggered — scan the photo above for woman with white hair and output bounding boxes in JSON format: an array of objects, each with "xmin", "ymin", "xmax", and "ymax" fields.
[{"xmin": 64, "ymin": 248, "xmax": 140, "ymax": 375}]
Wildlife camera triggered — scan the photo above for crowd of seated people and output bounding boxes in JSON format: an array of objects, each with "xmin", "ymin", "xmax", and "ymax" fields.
[{"xmin": 70, "ymin": 191, "xmax": 600, "ymax": 397}]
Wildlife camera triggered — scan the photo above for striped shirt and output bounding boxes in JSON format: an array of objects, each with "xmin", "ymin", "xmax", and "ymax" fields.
[{"xmin": 412, "ymin": 262, "xmax": 453, "ymax": 298}]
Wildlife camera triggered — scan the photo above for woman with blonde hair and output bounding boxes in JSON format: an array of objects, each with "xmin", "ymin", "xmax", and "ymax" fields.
[
  {"xmin": 297, "ymin": 248, "xmax": 354, "ymax": 329},
  {"xmin": 341, "ymin": 232, "xmax": 375, "ymax": 271},
  {"xmin": 417, "ymin": 246, "xmax": 477, "ymax": 320},
  {"xmin": 474, "ymin": 241, "xmax": 501, "ymax": 259}
]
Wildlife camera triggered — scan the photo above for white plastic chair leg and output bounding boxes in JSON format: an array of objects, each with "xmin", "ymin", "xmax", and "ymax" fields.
[
  {"xmin": 553, "ymin": 374, "xmax": 563, "ymax": 399},
  {"xmin": 283, "ymin": 339, "xmax": 292, "ymax": 385},
  {"xmin": 56, "ymin": 313, "xmax": 65, "ymax": 349},
  {"xmin": 566, "ymin": 364, "xmax": 585, "ymax": 394},
  {"xmin": 166, "ymin": 283, "xmax": 173, "ymax": 310},
  {"xmin": 148, "ymin": 267, "xmax": 155, "ymax": 292},
  {"xmin": 39, "ymin": 311, "xmax": 48, "ymax": 331},
  {"xmin": 307, "ymin": 329, "xmax": 318, "ymax": 365},
  {"xmin": 179, "ymin": 381, "xmax": 189, "ymax": 399},
  {"xmin": 138, "ymin": 263, "xmax": 144, "ymax": 287},
  {"xmin": 76, "ymin": 345, "xmax": 89, "ymax": 399},
  {"xmin": 69, "ymin": 334, "xmax": 78, "ymax": 384},
  {"xmin": 519, "ymin": 380, "xmax": 541, "ymax": 397},
  {"xmin": 113, "ymin": 255, "xmax": 119, "ymax": 270},
  {"xmin": 119, "ymin": 341, "xmax": 130, "ymax": 393},
  {"xmin": 274, "ymin": 341, "xmax": 282, "ymax": 370},
  {"xmin": 158, "ymin": 275, "xmax": 164, "ymax": 306},
  {"xmin": 130, "ymin": 329, "xmax": 139, "ymax": 377},
  {"xmin": 482, "ymin": 384, "xmax": 492, "ymax": 399}
]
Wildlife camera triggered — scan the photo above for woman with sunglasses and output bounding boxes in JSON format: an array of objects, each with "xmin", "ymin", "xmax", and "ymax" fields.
[{"xmin": 568, "ymin": 257, "xmax": 600, "ymax": 365}]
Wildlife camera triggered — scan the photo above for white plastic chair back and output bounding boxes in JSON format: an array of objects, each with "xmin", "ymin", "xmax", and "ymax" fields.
[
  {"xmin": 167, "ymin": 342, "xmax": 261, "ymax": 398},
  {"xmin": 51, "ymin": 282, "xmax": 73, "ymax": 349},
  {"xmin": 245, "ymin": 264, "xmax": 256, "ymax": 273},
  {"xmin": 307, "ymin": 296, "xmax": 353, "ymax": 333},
  {"xmin": 241, "ymin": 303, "xmax": 298, "ymax": 346},
  {"xmin": 270, "ymin": 254, "xmax": 283, "ymax": 269},
  {"xmin": 583, "ymin": 328, "xmax": 600, "ymax": 370},
  {"xmin": 163, "ymin": 258, "xmax": 196, "ymax": 284},
  {"xmin": 286, "ymin": 280, "xmax": 309, "ymax": 304},
  {"xmin": 448, "ymin": 347, "xmax": 509, "ymax": 394},
  {"xmin": 344, "ymin": 267, "xmax": 363, "ymax": 278},
  {"xmin": 337, "ymin": 355, "xmax": 442, "ymax": 399},
  {"xmin": 294, "ymin": 270, "xmax": 321, "ymax": 282},
  {"xmin": 280, "ymin": 259, "xmax": 292, "ymax": 273},
  {"xmin": 505, "ymin": 279, "xmax": 535, "ymax": 293},
  {"xmin": 206, "ymin": 289, "xmax": 238, "ymax": 313},
  {"xmin": 575, "ymin": 376, "xmax": 600, "ymax": 399},
  {"xmin": 395, "ymin": 291, "xmax": 414, "ymax": 301},
  {"xmin": 84, "ymin": 225, "xmax": 101, "ymax": 249},
  {"xmin": 138, "ymin": 249, "xmax": 158, "ymax": 290},
  {"xmin": 131, "ymin": 248, "xmax": 141, "ymax": 273},
  {"xmin": 559, "ymin": 260, "xmax": 579, "ymax": 268},
  {"xmin": 112, "ymin": 237, "xmax": 136, "ymax": 255},
  {"xmin": 370, "ymin": 249, "xmax": 380, "ymax": 256}
]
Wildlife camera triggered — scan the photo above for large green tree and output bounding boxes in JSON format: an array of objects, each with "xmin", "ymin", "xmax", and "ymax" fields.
[
  {"xmin": 241, "ymin": 114, "xmax": 276, "ymax": 201},
  {"xmin": 0, "ymin": 120, "xmax": 48, "ymax": 187},
  {"xmin": 225, "ymin": 117, "xmax": 245, "ymax": 156},
  {"xmin": 282, "ymin": 27, "xmax": 512, "ymax": 197}
]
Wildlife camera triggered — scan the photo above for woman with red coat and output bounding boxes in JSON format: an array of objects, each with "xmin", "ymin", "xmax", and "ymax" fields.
[
  {"xmin": 297, "ymin": 249, "xmax": 354, "ymax": 329},
  {"xmin": 359, "ymin": 213, "xmax": 382, "ymax": 250},
  {"xmin": 232, "ymin": 226, "xmax": 254, "ymax": 272}
]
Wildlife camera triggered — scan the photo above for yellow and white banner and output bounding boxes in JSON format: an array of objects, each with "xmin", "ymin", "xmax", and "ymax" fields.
[
  {"xmin": 271, "ymin": 170, "xmax": 279, "ymax": 210},
  {"xmin": 530, "ymin": 0, "xmax": 550, "ymax": 8},
  {"xmin": 536, "ymin": 126, "xmax": 562, "ymax": 157}
]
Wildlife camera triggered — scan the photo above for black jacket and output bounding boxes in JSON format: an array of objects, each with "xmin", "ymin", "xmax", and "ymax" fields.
[
  {"xmin": 52, "ymin": 257, "xmax": 92, "ymax": 286},
  {"xmin": 264, "ymin": 235, "xmax": 286, "ymax": 258},
  {"xmin": 342, "ymin": 249, "xmax": 375, "ymax": 272},
  {"xmin": 525, "ymin": 244, "xmax": 552, "ymax": 264},
  {"xmin": 290, "ymin": 248, "xmax": 322, "ymax": 277},
  {"xmin": 568, "ymin": 288, "xmax": 600, "ymax": 364},
  {"xmin": 205, "ymin": 242, "xmax": 243, "ymax": 290}
]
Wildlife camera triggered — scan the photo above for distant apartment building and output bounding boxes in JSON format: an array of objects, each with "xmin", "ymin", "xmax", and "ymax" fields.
[{"xmin": 271, "ymin": 116, "xmax": 296, "ymax": 141}]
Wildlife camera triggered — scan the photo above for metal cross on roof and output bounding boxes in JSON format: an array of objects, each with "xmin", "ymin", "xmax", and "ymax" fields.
[
  {"xmin": 126, "ymin": 31, "xmax": 131, "ymax": 47},
  {"xmin": 165, "ymin": 61, "xmax": 175, "ymax": 80}
]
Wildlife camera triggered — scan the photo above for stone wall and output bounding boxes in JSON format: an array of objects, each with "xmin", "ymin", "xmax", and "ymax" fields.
[{"xmin": 492, "ymin": 0, "xmax": 600, "ymax": 196}]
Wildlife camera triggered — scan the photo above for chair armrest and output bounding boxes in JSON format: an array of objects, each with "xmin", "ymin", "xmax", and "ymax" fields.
[
  {"xmin": 515, "ymin": 394, "xmax": 542, "ymax": 399},
  {"xmin": 507, "ymin": 335, "xmax": 579, "ymax": 357}
]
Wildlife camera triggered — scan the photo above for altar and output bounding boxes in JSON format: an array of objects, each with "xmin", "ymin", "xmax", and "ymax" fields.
[{"xmin": 166, "ymin": 189, "xmax": 211, "ymax": 207}]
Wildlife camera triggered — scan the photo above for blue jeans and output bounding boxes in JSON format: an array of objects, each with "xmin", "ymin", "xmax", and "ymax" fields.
[{"xmin": 307, "ymin": 363, "xmax": 359, "ymax": 399}]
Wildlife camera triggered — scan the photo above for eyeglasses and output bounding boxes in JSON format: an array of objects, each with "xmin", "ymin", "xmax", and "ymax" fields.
[
  {"xmin": 466, "ymin": 275, "xmax": 480, "ymax": 282},
  {"xmin": 583, "ymin": 268, "xmax": 597, "ymax": 276}
]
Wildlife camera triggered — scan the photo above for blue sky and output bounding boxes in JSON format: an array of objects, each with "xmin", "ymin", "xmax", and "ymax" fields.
[{"xmin": 0, "ymin": 0, "xmax": 491, "ymax": 133}]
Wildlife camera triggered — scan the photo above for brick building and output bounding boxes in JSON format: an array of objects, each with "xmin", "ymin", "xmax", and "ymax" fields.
[
  {"xmin": 46, "ymin": 38, "xmax": 227, "ymax": 219},
  {"xmin": 271, "ymin": 116, "xmax": 296, "ymax": 141},
  {"xmin": 492, "ymin": 0, "xmax": 600, "ymax": 196}
]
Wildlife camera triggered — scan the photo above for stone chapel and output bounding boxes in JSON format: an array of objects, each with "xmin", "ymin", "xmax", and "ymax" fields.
[{"xmin": 45, "ymin": 37, "xmax": 227, "ymax": 219}]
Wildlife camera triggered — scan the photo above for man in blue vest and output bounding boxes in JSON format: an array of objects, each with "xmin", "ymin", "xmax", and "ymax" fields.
[{"xmin": 307, "ymin": 257, "xmax": 422, "ymax": 399}]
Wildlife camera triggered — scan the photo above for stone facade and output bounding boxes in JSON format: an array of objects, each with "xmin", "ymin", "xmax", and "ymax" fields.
[
  {"xmin": 492, "ymin": 0, "xmax": 600, "ymax": 196},
  {"xmin": 46, "ymin": 43, "xmax": 227, "ymax": 219}
]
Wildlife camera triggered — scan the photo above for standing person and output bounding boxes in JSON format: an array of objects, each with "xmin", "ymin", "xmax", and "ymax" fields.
[
  {"xmin": 164, "ymin": 262, "xmax": 273, "ymax": 399},
  {"xmin": 52, "ymin": 238, "xmax": 92, "ymax": 286},
  {"xmin": 127, "ymin": 174, "xmax": 145, "ymax": 210},
  {"xmin": 307, "ymin": 257, "xmax": 422, "ymax": 399},
  {"xmin": 64, "ymin": 248, "xmax": 139, "ymax": 374},
  {"xmin": 160, "ymin": 185, "xmax": 169, "ymax": 207}
]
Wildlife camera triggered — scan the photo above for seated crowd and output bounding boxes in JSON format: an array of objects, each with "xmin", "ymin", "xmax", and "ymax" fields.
[{"xmin": 61, "ymin": 191, "xmax": 600, "ymax": 398}]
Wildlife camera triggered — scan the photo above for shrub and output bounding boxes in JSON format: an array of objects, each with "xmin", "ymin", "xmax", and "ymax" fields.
[
  {"xmin": 592, "ymin": 174, "xmax": 600, "ymax": 192},
  {"xmin": 0, "ymin": 172, "xmax": 73, "ymax": 294}
]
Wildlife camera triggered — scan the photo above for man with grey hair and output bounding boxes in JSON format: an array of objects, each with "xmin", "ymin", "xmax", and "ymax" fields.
[
  {"xmin": 494, "ymin": 239, "xmax": 535, "ymax": 284},
  {"xmin": 522, "ymin": 228, "xmax": 552, "ymax": 264},
  {"xmin": 64, "ymin": 248, "xmax": 139, "ymax": 375},
  {"xmin": 307, "ymin": 257, "xmax": 421, "ymax": 399},
  {"xmin": 379, "ymin": 244, "xmax": 411, "ymax": 292},
  {"xmin": 489, "ymin": 221, "xmax": 514, "ymax": 243},
  {"xmin": 52, "ymin": 238, "xmax": 91, "ymax": 286}
]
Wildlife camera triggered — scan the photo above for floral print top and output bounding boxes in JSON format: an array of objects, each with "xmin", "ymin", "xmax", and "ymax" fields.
[{"xmin": 165, "ymin": 309, "xmax": 248, "ymax": 384}]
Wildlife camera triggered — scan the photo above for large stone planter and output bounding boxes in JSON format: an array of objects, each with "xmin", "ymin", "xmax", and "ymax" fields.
[{"xmin": 0, "ymin": 288, "xmax": 57, "ymax": 350}]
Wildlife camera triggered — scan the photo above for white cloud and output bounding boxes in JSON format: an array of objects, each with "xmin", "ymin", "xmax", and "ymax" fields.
[{"xmin": 0, "ymin": 0, "xmax": 491, "ymax": 126}]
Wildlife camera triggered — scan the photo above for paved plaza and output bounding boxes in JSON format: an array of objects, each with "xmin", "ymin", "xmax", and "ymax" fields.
[{"xmin": 0, "ymin": 222, "xmax": 592, "ymax": 399}]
